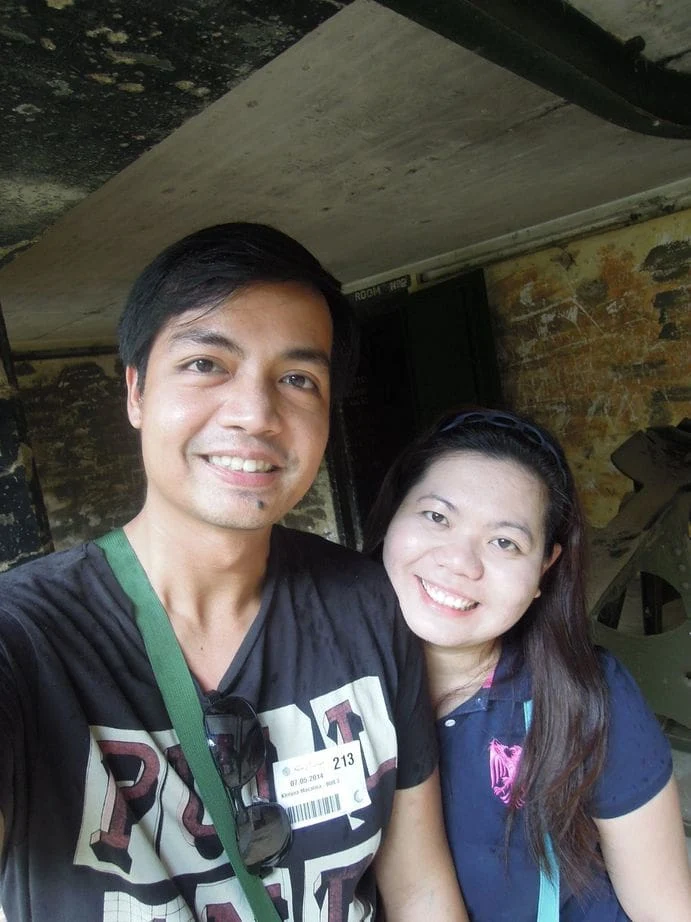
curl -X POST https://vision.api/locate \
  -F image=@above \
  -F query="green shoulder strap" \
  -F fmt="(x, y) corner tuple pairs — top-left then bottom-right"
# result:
(95, 528), (281, 922)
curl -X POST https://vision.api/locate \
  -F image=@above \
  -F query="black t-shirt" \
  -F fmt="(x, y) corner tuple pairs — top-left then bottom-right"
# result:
(0, 526), (436, 921)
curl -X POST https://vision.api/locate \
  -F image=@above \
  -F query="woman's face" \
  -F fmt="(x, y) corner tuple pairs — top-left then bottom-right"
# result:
(382, 451), (560, 654)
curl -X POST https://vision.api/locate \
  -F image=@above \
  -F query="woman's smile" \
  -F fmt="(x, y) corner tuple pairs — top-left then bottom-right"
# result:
(383, 451), (554, 655)
(418, 577), (479, 612)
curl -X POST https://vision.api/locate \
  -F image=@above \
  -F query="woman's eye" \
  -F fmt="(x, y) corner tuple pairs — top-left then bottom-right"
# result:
(492, 537), (519, 552)
(282, 373), (316, 391)
(422, 510), (448, 526)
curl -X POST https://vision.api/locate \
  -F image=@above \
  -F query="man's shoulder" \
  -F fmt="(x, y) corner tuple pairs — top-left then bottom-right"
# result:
(0, 542), (102, 614)
(275, 526), (383, 573)
(274, 528), (398, 611)
(270, 528), (410, 660)
(1, 543), (88, 581)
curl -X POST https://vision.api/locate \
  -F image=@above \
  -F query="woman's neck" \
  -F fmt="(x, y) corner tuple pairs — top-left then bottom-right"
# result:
(425, 640), (501, 717)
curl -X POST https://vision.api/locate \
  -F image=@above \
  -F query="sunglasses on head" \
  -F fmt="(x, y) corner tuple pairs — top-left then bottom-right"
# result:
(204, 694), (292, 874)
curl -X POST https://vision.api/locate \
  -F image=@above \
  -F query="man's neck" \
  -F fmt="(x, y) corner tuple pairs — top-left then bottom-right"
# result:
(123, 510), (273, 691)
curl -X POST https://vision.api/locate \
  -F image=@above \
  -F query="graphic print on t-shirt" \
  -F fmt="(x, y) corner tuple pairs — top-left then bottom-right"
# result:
(74, 677), (397, 921)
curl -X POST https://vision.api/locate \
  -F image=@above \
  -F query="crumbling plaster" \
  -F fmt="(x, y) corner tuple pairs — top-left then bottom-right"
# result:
(485, 208), (690, 527)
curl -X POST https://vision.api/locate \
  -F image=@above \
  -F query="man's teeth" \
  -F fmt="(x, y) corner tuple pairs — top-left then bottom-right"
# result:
(208, 456), (274, 473)
(421, 579), (478, 611)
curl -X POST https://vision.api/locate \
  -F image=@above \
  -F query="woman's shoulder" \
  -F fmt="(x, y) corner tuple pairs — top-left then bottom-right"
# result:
(595, 646), (663, 707)
(595, 644), (635, 684)
(595, 645), (669, 742)
(591, 646), (673, 818)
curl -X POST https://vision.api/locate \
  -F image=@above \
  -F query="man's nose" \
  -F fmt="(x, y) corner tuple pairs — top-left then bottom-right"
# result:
(216, 374), (281, 434)
(433, 536), (483, 580)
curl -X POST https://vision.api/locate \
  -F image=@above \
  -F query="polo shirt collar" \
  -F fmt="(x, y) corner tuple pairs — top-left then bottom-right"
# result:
(439, 643), (532, 720)
(487, 642), (532, 701)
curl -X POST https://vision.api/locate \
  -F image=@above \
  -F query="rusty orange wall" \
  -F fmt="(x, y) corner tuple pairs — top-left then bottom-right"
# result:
(484, 209), (690, 527)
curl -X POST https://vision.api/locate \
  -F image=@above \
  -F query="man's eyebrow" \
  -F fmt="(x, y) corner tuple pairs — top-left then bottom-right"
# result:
(283, 347), (331, 371)
(165, 329), (331, 370)
(167, 328), (244, 355)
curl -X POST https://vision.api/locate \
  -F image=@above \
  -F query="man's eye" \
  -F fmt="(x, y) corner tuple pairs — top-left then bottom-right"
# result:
(422, 510), (447, 526)
(282, 373), (316, 391)
(187, 358), (218, 373)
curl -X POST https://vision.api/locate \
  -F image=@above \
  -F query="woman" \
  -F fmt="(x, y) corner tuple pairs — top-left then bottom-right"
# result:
(365, 407), (691, 921)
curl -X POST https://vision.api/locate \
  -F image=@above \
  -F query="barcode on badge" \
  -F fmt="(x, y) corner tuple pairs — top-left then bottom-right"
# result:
(286, 793), (342, 828)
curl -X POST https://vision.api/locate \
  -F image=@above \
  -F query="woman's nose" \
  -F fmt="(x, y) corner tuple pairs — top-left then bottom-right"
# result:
(433, 537), (483, 580)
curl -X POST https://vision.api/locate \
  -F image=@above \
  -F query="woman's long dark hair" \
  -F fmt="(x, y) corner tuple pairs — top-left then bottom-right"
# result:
(364, 408), (609, 893)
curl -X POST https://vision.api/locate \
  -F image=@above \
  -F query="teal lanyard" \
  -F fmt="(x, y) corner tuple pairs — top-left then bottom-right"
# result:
(523, 700), (560, 922)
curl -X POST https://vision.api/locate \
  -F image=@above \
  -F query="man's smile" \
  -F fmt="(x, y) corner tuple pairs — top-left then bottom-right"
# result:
(206, 455), (277, 473)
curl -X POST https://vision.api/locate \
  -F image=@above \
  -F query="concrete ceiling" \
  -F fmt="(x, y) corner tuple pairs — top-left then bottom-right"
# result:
(1, 0), (690, 351)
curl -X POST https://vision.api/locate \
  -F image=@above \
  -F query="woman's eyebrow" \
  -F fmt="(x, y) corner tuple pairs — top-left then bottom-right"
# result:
(414, 494), (536, 542)
(491, 519), (535, 541)
(416, 492), (457, 513)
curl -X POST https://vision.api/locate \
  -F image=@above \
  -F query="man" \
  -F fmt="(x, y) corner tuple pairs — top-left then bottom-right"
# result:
(0, 224), (467, 921)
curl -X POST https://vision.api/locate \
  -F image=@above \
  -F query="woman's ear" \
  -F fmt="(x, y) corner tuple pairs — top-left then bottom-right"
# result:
(534, 544), (562, 598)
(543, 543), (562, 573)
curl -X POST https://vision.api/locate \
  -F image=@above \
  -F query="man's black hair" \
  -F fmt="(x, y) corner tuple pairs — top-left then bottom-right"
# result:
(118, 222), (358, 402)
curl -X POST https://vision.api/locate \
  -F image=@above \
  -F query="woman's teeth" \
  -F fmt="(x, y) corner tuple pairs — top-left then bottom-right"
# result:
(421, 579), (478, 611)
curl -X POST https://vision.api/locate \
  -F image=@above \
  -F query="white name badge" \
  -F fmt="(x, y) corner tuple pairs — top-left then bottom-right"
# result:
(273, 741), (372, 830)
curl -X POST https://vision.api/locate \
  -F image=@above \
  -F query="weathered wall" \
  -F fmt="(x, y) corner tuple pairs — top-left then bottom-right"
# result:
(15, 354), (144, 550)
(485, 209), (690, 527)
(282, 462), (341, 543)
(15, 354), (340, 549)
(0, 308), (52, 569)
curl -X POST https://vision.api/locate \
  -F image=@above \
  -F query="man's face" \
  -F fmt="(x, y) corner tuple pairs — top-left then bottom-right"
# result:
(126, 281), (333, 534)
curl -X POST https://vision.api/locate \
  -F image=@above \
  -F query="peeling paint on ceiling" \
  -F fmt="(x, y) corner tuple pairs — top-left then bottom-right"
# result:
(0, 0), (348, 254)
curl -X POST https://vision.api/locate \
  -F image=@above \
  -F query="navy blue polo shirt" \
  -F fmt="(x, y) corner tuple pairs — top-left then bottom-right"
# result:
(438, 647), (672, 921)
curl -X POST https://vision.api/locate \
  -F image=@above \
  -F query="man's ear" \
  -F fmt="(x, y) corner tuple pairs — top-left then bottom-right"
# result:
(125, 366), (143, 429)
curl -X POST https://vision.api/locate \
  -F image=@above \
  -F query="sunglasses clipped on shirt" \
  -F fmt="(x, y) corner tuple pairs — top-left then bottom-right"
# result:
(204, 693), (292, 874)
